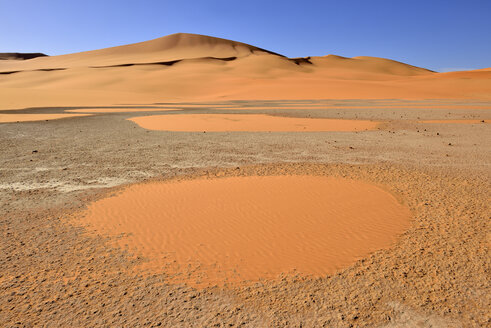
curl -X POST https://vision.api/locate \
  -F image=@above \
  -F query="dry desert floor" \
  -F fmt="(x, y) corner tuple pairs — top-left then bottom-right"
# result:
(0, 99), (490, 327)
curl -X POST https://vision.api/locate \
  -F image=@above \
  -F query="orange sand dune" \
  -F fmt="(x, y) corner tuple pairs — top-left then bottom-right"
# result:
(0, 33), (281, 72)
(0, 33), (490, 110)
(0, 113), (91, 123)
(127, 114), (380, 132)
(309, 55), (432, 78)
(79, 176), (411, 286)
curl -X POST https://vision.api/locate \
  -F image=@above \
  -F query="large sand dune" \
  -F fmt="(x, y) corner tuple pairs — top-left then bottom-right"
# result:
(0, 33), (282, 72)
(1, 33), (489, 110)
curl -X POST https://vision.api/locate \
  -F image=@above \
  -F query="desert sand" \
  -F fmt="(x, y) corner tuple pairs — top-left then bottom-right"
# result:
(1, 33), (491, 110)
(420, 119), (488, 124)
(0, 113), (91, 123)
(66, 107), (184, 113)
(0, 33), (490, 327)
(79, 175), (410, 287)
(128, 114), (379, 132)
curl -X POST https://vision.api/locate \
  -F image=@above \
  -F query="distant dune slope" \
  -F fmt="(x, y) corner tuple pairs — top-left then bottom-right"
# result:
(0, 33), (489, 109)
(310, 55), (433, 76)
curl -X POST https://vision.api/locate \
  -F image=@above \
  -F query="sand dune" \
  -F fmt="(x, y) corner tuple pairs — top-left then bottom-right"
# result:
(1, 33), (489, 110)
(309, 55), (433, 77)
(0, 33), (281, 72)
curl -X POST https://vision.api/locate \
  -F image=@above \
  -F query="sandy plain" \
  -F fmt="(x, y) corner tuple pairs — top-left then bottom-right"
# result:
(0, 33), (490, 327)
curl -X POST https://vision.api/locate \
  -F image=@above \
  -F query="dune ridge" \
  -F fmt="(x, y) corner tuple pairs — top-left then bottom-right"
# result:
(0, 33), (283, 72)
(0, 33), (433, 74)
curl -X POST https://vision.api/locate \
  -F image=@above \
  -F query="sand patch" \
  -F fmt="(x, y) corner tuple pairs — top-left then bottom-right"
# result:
(128, 114), (379, 132)
(420, 119), (488, 124)
(79, 175), (411, 286)
(66, 107), (184, 113)
(0, 113), (91, 123)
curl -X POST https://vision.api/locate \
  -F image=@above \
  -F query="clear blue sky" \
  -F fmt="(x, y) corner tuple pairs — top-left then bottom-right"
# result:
(1, 0), (490, 72)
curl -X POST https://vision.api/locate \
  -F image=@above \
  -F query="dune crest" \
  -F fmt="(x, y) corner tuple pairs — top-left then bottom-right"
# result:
(0, 33), (282, 72)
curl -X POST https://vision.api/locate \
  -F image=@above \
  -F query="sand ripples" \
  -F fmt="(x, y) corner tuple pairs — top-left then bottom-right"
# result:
(79, 175), (411, 286)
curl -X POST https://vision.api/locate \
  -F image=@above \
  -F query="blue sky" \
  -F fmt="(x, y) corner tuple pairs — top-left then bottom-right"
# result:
(1, 0), (490, 72)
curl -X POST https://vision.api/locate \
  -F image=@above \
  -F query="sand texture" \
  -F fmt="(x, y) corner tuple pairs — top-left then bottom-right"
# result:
(66, 107), (184, 113)
(0, 113), (91, 123)
(128, 114), (379, 132)
(0, 33), (490, 327)
(420, 119), (488, 124)
(79, 176), (410, 286)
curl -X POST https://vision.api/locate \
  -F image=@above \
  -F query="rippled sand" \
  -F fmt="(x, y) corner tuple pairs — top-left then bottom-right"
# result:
(79, 175), (410, 287)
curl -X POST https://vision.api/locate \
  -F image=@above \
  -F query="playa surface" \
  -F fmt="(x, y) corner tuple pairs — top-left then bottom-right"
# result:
(0, 33), (490, 327)
(1, 99), (489, 327)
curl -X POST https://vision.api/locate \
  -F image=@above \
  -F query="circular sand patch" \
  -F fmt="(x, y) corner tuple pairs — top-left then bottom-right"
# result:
(127, 114), (379, 132)
(80, 176), (411, 286)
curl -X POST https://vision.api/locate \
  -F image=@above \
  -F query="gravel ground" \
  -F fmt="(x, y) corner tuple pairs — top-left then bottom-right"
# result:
(0, 100), (490, 327)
